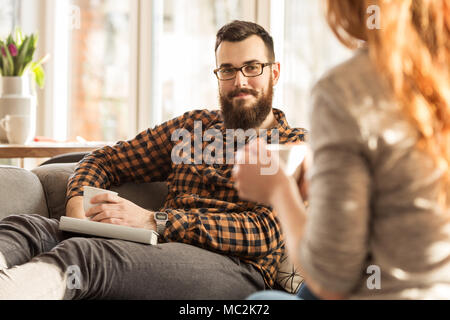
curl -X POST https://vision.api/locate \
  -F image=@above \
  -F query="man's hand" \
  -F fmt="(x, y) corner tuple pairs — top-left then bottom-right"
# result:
(85, 193), (156, 230)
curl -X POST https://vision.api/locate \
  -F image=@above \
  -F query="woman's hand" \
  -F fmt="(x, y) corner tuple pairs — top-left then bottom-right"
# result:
(296, 144), (312, 203)
(85, 193), (156, 230)
(232, 139), (290, 206)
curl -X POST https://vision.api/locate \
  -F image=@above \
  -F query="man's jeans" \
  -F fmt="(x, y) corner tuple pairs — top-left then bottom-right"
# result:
(0, 214), (265, 299)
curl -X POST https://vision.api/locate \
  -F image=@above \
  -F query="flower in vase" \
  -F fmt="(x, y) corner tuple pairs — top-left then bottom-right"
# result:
(8, 44), (18, 57)
(0, 28), (49, 88)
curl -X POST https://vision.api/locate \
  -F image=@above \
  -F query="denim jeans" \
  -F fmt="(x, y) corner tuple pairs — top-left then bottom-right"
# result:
(0, 214), (265, 299)
(247, 282), (320, 300)
(297, 282), (319, 300)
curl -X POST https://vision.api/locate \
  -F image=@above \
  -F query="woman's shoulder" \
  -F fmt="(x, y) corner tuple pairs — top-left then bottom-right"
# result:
(312, 48), (388, 104)
(310, 48), (418, 150)
(312, 48), (401, 126)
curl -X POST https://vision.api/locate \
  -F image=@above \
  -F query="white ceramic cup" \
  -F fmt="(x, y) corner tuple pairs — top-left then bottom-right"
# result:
(83, 186), (118, 215)
(266, 143), (308, 180)
(0, 114), (32, 145)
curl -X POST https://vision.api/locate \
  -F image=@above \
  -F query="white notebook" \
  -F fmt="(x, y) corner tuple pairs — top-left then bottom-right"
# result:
(59, 216), (159, 245)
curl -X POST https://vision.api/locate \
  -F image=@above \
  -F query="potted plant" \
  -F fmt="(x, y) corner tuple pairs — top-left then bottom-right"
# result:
(0, 28), (49, 143)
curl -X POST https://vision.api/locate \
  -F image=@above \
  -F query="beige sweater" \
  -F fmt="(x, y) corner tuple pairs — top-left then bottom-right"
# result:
(299, 49), (450, 299)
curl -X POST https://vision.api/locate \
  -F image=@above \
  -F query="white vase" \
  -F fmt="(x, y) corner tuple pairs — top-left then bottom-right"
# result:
(0, 76), (37, 143)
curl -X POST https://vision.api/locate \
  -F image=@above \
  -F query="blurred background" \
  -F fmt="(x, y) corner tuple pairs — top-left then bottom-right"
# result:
(0, 0), (351, 146)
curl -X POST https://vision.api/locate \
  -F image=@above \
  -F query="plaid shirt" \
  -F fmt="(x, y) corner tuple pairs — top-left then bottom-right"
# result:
(67, 108), (307, 288)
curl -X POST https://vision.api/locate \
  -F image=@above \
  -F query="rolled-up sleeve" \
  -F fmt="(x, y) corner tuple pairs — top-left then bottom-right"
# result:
(299, 83), (372, 294)
(66, 113), (189, 200)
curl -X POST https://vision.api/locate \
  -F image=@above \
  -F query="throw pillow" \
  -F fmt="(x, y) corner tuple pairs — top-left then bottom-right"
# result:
(276, 253), (304, 294)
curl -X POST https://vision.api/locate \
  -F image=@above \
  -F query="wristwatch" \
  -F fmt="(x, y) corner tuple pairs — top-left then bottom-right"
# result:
(154, 212), (168, 236)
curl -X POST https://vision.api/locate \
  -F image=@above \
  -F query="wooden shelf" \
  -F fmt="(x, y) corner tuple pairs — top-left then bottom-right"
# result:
(0, 142), (110, 159)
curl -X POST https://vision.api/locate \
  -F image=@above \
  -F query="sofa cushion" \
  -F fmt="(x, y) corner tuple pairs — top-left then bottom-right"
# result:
(32, 163), (169, 220)
(0, 165), (49, 220)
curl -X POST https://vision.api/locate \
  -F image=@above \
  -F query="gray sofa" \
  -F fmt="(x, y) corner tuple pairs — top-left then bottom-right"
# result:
(0, 163), (168, 221)
(0, 163), (302, 294)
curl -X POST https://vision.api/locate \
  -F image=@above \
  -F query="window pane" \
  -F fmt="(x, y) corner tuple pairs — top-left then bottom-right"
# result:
(67, 0), (131, 141)
(0, 0), (18, 38)
(282, 0), (353, 129)
(156, 0), (249, 122)
(0, 0), (19, 167)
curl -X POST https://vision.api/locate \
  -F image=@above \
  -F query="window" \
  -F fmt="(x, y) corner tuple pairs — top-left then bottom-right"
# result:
(37, 1), (258, 142)
(33, 0), (352, 145)
(152, 0), (253, 124)
(152, 0), (352, 131)
(0, 0), (20, 166)
(0, 0), (19, 38)
(276, 0), (353, 129)
(2, 0), (355, 169)
(45, 0), (252, 142)
(67, 0), (133, 142)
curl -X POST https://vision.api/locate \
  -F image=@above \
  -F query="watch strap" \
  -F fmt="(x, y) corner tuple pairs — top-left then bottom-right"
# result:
(156, 222), (166, 235)
(155, 212), (168, 235)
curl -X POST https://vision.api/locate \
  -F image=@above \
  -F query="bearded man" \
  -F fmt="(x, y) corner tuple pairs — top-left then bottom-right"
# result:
(0, 20), (307, 299)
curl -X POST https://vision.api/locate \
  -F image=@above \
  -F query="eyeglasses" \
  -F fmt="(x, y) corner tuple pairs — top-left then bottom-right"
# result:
(214, 62), (274, 81)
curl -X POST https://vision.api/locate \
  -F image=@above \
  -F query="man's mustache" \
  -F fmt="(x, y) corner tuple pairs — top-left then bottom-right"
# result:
(227, 88), (258, 99)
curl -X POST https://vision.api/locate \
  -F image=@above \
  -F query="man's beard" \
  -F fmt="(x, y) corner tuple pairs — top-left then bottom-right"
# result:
(219, 77), (274, 130)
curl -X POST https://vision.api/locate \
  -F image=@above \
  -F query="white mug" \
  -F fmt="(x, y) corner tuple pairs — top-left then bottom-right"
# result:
(0, 114), (32, 145)
(83, 186), (118, 217)
(266, 143), (308, 180)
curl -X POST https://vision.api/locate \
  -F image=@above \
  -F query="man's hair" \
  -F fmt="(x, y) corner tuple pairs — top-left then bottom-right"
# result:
(215, 20), (275, 62)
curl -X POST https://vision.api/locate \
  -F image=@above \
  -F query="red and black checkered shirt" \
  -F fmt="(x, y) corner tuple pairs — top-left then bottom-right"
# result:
(67, 108), (307, 288)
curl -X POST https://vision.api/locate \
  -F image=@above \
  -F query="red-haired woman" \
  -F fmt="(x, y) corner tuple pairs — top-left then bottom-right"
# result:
(236, 0), (450, 300)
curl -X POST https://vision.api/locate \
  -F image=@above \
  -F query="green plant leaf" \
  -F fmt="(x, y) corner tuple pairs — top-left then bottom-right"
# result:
(1, 43), (14, 76)
(0, 45), (7, 75)
(6, 34), (14, 46)
(5, 46), (14, 76)
(31, 63), (45, 88)
(32, 33), (38, 49)
(16, 36), (31, 75)
(0, 41), (3, 74)
(15, 28), (23, 46)
(21, 61), (32, 75)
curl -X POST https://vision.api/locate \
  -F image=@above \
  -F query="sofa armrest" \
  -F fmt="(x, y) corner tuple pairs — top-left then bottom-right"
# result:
(32, 163), (169, 220)
(0, 165), (49, 220)
(32, 163), (77, 220)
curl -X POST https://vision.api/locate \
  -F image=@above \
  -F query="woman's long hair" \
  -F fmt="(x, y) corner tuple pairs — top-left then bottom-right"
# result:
(326, 0), (450, 208)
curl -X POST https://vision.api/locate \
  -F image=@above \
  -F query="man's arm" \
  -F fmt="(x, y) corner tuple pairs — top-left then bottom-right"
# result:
(66, 196), (86, 219)
(66, 130), (173, 201)
(64, 132), (172, 220)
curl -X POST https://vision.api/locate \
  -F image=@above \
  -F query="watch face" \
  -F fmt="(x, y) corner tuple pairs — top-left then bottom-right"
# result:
(155, 212), (168, 220)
